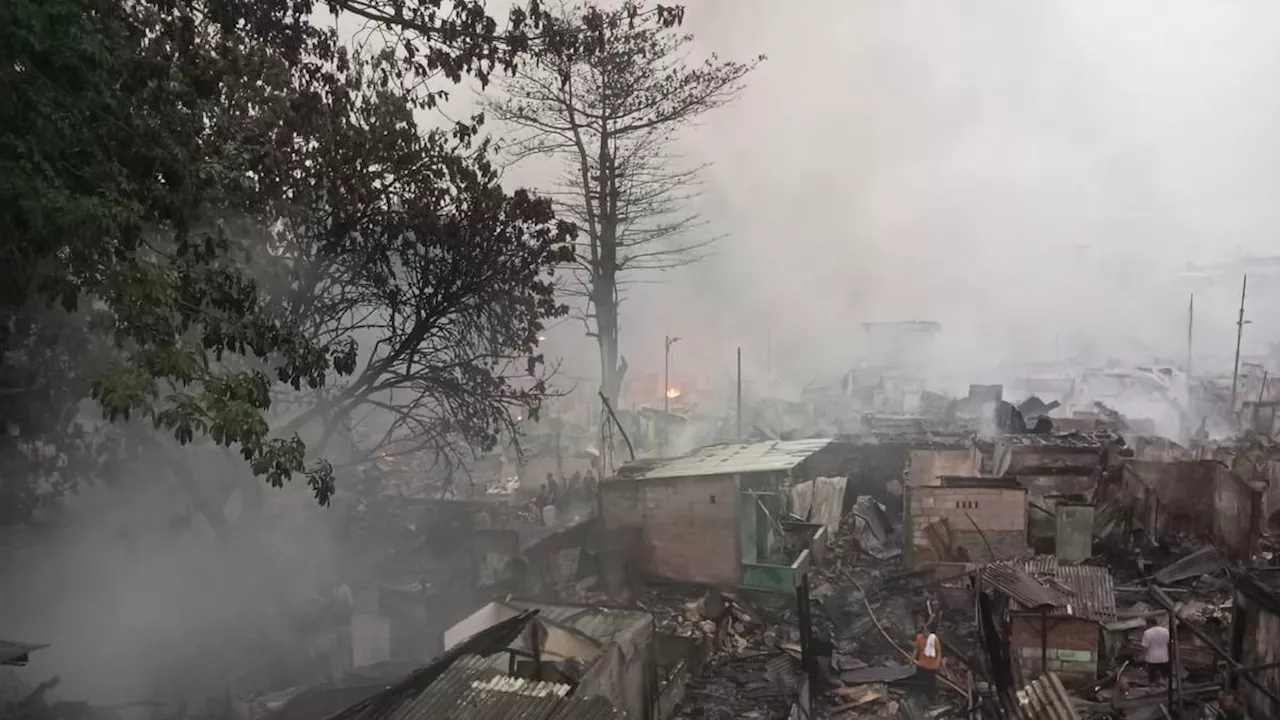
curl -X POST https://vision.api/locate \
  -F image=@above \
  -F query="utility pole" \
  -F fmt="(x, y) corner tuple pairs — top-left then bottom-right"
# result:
(1186, 293), (1194, 379)
(1229, 276), (1248, 412)
(736, 347), (743, 441)
(766, 327), (772, 375)
(662, 335), (680, 455)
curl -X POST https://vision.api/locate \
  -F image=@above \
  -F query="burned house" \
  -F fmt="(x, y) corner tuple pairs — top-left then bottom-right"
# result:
(445, 599), (656, 720)
(983, 557), (1117, 686)
(599, 440), (839, 592)
(981, 432), (1116, 550)
(904, 476), (1029, 568)
(1120, 459), (1264, 560)
(346, 495), (600, 664)
(983, 432), (1113, 493)
(820, 416), (979, 513)
(262, 611), (625, 720)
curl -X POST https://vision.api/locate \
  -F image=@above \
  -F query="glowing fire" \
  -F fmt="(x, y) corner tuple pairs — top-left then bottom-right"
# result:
(665, 387), (682, 399)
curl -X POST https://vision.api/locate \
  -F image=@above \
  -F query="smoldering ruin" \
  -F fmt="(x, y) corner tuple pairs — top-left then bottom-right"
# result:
(9, 2), (1280, 720)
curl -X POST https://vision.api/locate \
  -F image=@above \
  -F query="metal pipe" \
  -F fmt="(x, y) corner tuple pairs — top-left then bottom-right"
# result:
(662, 335), (679, 454)
(1186, 293), (1194, 379)
(670, 333), (680, 450)
(598, 391), (635, 462)
(1167, 608), (1177, 718)
(736, 347), (742, 440)
(1229, 275), (1248, 412)
(1040, 609), (1048, 678)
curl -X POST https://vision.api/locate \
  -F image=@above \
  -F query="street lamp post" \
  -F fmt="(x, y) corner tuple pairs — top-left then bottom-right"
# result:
(663, 335), (680, 454)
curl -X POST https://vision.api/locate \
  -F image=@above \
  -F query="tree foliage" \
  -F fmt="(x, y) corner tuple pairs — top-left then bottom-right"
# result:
(0, 0), (575, 526)
(485, 0), (762, 408)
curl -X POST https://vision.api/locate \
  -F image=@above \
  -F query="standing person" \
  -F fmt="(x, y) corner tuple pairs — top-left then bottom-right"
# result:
(534, 484), (549, 513)
(584, 471), (598, 502)
(546, 472), (560, 505)
(555, 473), (571, 514)
(912, 620), (942, 699)
(1141, 617), (1172, 685)
(568, 470), (583, 508)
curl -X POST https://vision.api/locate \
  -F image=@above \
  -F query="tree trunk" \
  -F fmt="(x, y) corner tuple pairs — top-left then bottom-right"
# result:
(597, 285), (622, 406)
(596, 213), (625, 407)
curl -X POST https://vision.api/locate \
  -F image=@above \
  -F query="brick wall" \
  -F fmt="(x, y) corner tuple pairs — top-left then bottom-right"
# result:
(601, 474), (740, 586)
(1010, 616), (1099, 685)
(906, 486), (1027, 566)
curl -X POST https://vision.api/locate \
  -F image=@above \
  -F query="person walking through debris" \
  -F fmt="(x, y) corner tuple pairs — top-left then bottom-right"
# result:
(1142, 617), (1172, 685)
(912, 620), (942, 699)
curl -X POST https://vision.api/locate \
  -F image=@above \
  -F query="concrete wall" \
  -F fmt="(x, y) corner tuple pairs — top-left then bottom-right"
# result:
(905, 486), (1027, 567)
(905, 448), (978, 487)
(1214, 465), (1263, 561)
(1011, 615), (1099, 685)
(1055, 504), (1095, 562)
(445, 602), (601, 662)
(600, 474), (740, 586)
(1124, 460), (1261, 559)
(998, 445), (1102, 475)
(577, 617), (656, 720)
(1124, 460), (1217, 536)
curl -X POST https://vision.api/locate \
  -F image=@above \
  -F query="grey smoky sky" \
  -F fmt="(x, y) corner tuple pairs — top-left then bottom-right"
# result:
(491, 0), (1280, 392)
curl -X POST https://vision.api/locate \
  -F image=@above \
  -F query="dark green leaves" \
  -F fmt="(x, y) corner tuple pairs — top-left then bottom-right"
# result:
(0, 0), (581, 523)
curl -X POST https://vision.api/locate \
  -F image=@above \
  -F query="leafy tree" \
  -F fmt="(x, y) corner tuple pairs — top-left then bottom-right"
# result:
(0, 0), (575, 526)
(484, 1), (762, 408)
(1, 0), (340, 524)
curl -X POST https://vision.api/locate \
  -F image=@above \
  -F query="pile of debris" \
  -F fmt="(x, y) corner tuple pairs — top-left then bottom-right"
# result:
(635, 588), (804, 720)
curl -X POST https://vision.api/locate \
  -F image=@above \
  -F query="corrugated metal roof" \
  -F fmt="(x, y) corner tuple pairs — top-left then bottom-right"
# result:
(404, 656), (571, 720)
(502, 600), (650, 645)
(988, 557), (1116, 623)
(612, 439), (833, 481)
(1012, 672), (1082, 720)
(982, 564), (1068, 610)
(324, 655), (626, 720)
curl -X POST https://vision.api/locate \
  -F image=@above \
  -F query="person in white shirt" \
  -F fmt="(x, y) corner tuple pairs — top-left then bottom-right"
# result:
(1141, 617), (1171, 684)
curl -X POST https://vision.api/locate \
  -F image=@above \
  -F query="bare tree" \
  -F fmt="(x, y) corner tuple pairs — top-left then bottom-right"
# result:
(486, 1), (763, 407)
